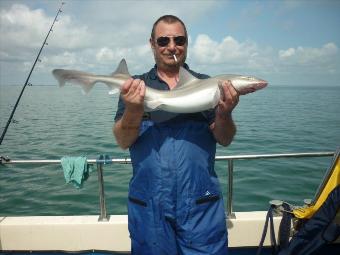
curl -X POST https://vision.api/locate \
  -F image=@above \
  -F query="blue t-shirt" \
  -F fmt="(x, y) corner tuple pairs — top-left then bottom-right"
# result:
(114, 63), (215, 124)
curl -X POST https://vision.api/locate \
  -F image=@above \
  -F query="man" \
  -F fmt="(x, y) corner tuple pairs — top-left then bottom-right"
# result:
(114, 15), (239, 255)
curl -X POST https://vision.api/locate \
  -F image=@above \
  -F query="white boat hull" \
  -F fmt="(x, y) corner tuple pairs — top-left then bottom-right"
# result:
(0, 212), (283, 251)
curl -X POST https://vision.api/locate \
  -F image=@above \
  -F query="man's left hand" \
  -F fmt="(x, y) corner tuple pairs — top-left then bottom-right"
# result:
(216, 80), (239, 119)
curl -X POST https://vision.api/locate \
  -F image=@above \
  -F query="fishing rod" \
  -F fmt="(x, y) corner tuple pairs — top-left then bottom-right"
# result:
(0, 2), (65, 145)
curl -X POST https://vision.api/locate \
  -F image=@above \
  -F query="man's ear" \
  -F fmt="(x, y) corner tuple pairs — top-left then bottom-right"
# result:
(149, 38), (155, 49)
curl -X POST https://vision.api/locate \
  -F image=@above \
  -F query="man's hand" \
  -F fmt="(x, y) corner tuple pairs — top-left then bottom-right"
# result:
(121, 78), (146, 115)
(210, 80), (239, 146)
(216, 80), (239, 119)
(113, 78), (146, 150)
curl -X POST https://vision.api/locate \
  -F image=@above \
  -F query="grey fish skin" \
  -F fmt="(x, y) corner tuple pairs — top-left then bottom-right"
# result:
(52, 59), (268, 113)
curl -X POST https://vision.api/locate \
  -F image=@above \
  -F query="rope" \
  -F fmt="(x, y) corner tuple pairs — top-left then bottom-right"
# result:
(256, 204), (278, 255)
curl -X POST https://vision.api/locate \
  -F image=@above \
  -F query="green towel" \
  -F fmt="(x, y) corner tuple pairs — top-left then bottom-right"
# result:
(61, 156), (92, 188)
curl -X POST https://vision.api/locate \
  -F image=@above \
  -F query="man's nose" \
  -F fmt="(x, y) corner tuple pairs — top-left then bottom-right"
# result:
(168, 39), (176, 50)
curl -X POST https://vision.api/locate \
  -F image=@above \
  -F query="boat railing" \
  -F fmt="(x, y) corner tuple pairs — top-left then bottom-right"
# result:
(0, 151), (335, 221)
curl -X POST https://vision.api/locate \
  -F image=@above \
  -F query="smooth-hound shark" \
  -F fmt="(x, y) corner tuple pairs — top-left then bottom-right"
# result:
(52, 59), (268, 113)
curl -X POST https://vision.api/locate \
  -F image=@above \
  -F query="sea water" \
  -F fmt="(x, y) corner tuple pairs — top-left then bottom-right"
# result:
(0, 84), (339, 216)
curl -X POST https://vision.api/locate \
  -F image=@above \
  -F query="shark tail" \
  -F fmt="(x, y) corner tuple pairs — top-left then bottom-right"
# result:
(52, 69), (97, 94)
(52, 59), (130, 94)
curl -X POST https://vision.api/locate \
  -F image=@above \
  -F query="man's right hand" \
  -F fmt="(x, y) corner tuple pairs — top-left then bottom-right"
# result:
(121, 78), (146, 114)
(113, 78), (146, 150)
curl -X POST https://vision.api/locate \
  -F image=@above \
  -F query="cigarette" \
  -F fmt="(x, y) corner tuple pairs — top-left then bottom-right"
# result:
(173, 54), (178, 62)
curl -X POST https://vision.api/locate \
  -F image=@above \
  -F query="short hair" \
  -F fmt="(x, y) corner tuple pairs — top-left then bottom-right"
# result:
(151, 15), (188, 40)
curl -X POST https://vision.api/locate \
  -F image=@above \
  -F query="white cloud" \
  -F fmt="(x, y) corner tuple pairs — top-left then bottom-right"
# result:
(0, 1), (339, 86)
(45, 51), (78, 66)
(0, 4), (49, 48)
(188, 34), (339, 81)
(93, 44), (154, 74)
(279, 43), (338, 64)
(279, 48), (295, 58)
(0, 1), (220, 84)
(0, 4), (92, 53)
(192, 34), (256, 64)
(51, 16), (92, 50)
(60, 0), (220, 50)
(96, 47), (115, 62)
(190, 34), (273, 75)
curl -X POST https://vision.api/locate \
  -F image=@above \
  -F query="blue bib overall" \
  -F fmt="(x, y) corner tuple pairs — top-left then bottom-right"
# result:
(115, 65), (228, 254)
(128, 120), (228, 255)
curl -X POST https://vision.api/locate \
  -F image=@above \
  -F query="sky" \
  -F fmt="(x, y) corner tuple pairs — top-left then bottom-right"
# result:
(0, 0), (339, 87)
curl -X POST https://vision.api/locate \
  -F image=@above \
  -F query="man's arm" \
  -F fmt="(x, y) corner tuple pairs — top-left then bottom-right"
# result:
(113, 78), (145, 150)
(210, 80), (239, 146)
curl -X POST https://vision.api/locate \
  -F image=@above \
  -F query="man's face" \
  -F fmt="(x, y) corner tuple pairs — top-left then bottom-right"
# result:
(150, 21), (187, 70)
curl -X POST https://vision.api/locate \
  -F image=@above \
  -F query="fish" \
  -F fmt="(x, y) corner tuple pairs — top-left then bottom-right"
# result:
(52, 59), (268, 113)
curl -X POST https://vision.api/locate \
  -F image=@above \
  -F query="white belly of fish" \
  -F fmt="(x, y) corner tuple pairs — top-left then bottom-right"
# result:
(147, 87), (220, 113)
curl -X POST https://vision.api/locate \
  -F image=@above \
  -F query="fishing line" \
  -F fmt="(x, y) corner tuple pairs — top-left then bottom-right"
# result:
(0, 2), (65, 145)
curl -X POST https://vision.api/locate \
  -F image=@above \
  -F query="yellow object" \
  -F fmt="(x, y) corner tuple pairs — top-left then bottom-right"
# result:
(293, 154), (339, 219)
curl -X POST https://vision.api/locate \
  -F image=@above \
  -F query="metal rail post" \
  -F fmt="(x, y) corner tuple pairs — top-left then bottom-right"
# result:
(227, 159), (235, 218)
(96, 159), (109, 222)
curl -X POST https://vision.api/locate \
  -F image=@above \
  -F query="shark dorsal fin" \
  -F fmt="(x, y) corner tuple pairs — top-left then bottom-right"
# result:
(174, 67), (199, 90)
(112, 59), (130, 76)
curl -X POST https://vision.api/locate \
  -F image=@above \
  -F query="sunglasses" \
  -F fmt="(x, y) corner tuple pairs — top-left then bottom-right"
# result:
(156, 36), (187, 47)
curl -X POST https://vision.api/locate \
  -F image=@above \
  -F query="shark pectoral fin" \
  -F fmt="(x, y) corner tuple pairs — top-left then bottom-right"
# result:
(75, 79), (95, 94)
(80, 86), (93, 94)
(108, 88), (120, 95)
(145, 100), (162, 111)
